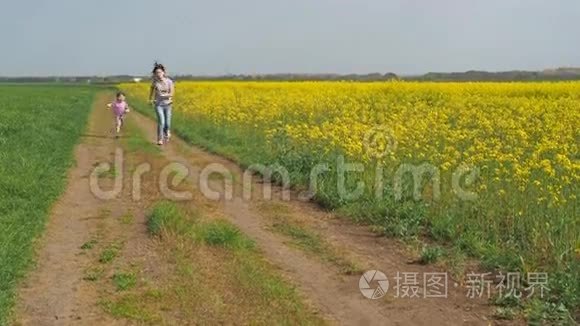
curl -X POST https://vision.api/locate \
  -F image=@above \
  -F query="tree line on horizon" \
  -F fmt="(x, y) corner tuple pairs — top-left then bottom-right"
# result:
(2, 67), (580, 83)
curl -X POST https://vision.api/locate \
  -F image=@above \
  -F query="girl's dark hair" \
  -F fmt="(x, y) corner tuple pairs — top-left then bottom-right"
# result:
(152, 61), (166, 73)
(116, 91), (125, 97)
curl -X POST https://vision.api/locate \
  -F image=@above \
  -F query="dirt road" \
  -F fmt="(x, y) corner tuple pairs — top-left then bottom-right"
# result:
(14, 92), (501, 325)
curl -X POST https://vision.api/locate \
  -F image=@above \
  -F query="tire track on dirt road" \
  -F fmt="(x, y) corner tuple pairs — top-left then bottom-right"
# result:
(14, 93), (125, 325)
(14, 93), (171, 326)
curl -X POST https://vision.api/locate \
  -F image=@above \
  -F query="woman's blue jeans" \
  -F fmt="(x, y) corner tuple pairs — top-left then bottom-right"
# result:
(155, 104), (172, 141)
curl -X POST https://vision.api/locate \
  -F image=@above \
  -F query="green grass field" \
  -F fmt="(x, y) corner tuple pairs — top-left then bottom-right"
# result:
(0, 85), (97, 323)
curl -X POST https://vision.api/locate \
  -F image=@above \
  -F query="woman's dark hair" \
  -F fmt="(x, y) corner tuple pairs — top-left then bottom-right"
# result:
(116, 91), (125, 97)
(152, 61), (166, 73)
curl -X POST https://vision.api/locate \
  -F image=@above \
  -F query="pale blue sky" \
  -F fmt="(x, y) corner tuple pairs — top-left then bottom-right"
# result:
(0, 0), (578, 76)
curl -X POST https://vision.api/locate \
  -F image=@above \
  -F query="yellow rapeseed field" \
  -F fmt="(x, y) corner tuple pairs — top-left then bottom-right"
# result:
(121, 81), (579, 282)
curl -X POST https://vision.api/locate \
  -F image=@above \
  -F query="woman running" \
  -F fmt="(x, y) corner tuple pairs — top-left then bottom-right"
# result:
(149, 62), (174, 145)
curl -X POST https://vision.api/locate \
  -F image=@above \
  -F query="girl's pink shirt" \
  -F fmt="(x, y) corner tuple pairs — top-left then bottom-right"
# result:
(111, 100), (128, 116)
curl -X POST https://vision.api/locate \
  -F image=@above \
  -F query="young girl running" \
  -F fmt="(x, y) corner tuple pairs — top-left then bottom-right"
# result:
(107, 92), (131, 138)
